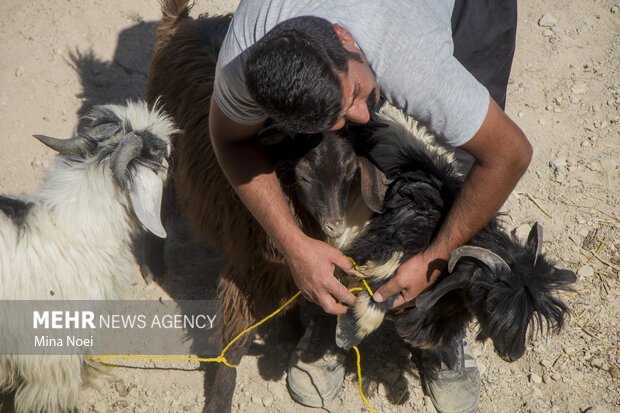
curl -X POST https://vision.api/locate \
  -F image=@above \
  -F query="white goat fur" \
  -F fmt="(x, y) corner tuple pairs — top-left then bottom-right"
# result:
(0, 101), (176, 413)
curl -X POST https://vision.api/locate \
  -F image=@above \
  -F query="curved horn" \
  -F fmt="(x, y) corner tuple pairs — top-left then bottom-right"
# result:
(33, 134), (91, 155)
(527, 222), (543, 266)
(111, 132), (143, 190)
(448, 245), (511, 274)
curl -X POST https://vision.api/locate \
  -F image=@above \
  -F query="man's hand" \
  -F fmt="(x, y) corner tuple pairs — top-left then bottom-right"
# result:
(372, 251), (447, 309)
(283, 235), (357, 314)
(209, 96), (356, 315)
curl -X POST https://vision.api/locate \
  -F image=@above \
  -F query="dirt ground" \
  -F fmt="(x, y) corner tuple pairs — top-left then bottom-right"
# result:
(0, 0), (618, 412)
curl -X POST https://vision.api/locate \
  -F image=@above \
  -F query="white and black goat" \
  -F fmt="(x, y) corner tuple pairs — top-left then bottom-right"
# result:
(0, 101), (176, 413)
(325, 107), (576, 367)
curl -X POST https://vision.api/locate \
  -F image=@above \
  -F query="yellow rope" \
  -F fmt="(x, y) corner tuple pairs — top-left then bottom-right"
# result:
(92, 258), (378, 412)
(353, 346), (377, 413)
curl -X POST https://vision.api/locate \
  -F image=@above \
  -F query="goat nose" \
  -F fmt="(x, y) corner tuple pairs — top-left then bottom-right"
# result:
(323, 220), (345, 238)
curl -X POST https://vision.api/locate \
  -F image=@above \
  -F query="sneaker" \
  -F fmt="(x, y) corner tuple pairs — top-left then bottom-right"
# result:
(287, 315), (347, 407)
(418, 339), (480, 413)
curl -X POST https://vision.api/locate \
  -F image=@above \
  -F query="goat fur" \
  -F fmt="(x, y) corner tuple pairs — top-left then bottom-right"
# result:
(333, 104), (576, 367)
(0, 101), (176, 413)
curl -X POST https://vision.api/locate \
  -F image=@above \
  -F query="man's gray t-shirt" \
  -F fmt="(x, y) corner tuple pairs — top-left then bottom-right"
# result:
(213, 0), (490, 147)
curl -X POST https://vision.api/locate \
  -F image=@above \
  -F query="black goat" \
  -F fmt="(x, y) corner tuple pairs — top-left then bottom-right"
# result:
(333, 114), (576, 367)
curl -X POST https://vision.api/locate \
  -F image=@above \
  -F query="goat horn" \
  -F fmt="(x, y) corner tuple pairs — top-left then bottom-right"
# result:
(111, 132), (143, 190)
(527, 222), (543, 266)
(33, 134), (90, 155)
(448, 245), (511, 274)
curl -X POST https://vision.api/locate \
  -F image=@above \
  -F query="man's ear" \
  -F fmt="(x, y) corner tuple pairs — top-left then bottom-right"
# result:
(333, 24), (356, 49)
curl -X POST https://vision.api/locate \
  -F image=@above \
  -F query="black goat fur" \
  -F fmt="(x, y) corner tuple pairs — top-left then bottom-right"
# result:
(340, 123), (576, 368)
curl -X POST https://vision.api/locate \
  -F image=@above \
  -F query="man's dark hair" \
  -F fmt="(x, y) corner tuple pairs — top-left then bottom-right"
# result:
(243, 16), (360, 133)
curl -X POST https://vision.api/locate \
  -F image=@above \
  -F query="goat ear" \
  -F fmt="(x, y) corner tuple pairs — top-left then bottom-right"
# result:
(554, 268), (577, 285)
(357, 156), (390, 213)
(415, 270), (470, 311)
(527, 222), (543, 265)
(129, 166), (167, 238)
(256, 123), (293, 145)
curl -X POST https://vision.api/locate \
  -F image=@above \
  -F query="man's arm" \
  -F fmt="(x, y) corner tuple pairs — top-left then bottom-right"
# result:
(373, 99), (533, 306)
(209, 96), (356, 314)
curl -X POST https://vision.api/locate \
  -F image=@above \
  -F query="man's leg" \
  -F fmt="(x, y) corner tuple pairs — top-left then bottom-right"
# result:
(287, 300), (347, 407)
(451, 0), (518, 175)
(452, 0), (518, 110)
(412, 333), (481, 413)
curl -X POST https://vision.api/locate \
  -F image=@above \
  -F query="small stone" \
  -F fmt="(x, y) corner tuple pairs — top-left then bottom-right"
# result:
(569, 95), (580, 104)
(529, 373), (542, 384)
(591, 358), (605, 369)
(553, 107), (562, 113)
(538, 118), (547, 125)
(612, 6), (619, 14)
(251, 396), (260, 404)
(586, 162), (600, 171)
(377, 382), (388, 396)
(551, 373), (562, 382)
(572, 82), (588, 94)
(554, 97), (563, 105)
(581, 140), (590, 147)
(540, 359), (553, 368)
(15, 66), (25, 77)
(609, 365), (620, 379)
(549, 158), (567, 171)
(262, 396), (274, 407)
(115, 380), (129, 397)
(31, 158), (44, 169)
(182, 405), (193, 412)
(538, 14), (558, 27)
(542, 29), (554, 37)
(518, 111), (526, 118)
(577, 266), (594, 278)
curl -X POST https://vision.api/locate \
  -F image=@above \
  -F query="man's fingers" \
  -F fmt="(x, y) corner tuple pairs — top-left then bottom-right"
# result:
(372, 278), (400, 303)
(321, 272), (355, 306)
(318, 296), (351, 315)
(335, 254), (365, 277)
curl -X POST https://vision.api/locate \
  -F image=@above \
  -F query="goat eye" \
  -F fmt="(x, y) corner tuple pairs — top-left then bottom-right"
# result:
(298, 176), (310, 184)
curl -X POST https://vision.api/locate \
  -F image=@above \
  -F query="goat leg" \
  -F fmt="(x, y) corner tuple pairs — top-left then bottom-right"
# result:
(203, 334), (253, 413)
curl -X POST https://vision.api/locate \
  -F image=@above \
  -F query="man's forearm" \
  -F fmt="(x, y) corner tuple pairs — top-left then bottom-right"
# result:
(373, 99), (532, 306)
(218, 140), (305, 254)
(423, 153), (529, 280)
(423, 100), (533, 281)
(208, 100), (306, 257)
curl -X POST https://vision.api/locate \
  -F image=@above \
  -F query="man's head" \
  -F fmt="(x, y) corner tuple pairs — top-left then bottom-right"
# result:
(243, 16), (379, 133)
